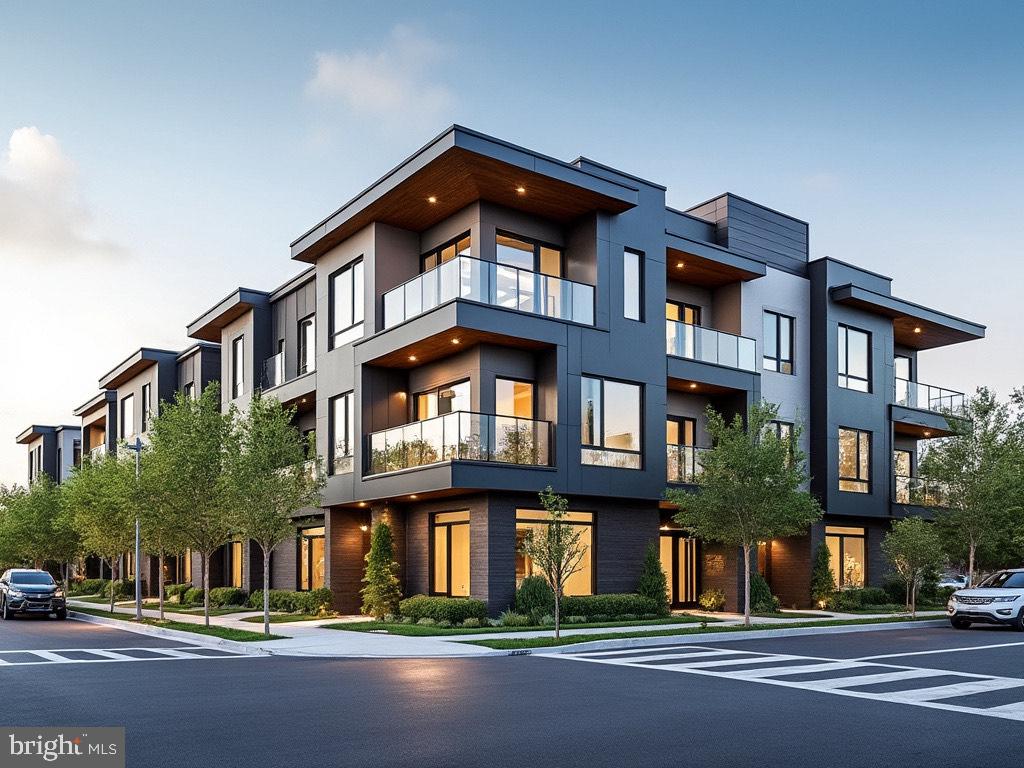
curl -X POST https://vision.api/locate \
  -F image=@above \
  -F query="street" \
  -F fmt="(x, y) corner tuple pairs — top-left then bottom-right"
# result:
(2, 617), (1024, 767)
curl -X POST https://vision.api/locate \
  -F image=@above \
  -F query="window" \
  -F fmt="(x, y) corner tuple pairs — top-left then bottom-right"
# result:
(667, 416), (699, 482)
(894, 449), (911, 477)
(329, 392), (354, 475)
(231, 335), (244, 399)
(228, 541), (243, 589)
(838, 325), (871, 392)
(141, 383), (152, 433)
(581, 376), (642, 469)
(894, 355), (912, 381)
(298, 315), (316, 375)
(431, 511), (470, 597)
(182, 382), (195, 401)
(495, 378), (534, 418)
(72, 439), (81, 468)
(826, 525), (866, 588)
(496, 232), (563, 277)
(120, 394), (135, 439)
(766, 420), (794, 443)
(329, 259), (364, 349)
(623, 249), (643, 321)
(894, 449), (913, 503)
(298, 526), (325, 591)
(516, 510), (593, 595)
(666, 300), (701, 325)
(838, 427), (871, 493)
(421, 233), (471, 272)
(763, 311), (794, 374)
(666, 417), (696, 447)
(415, 380), (471, 420)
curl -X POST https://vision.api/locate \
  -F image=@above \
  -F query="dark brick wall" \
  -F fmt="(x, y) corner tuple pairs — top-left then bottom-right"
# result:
(768, 533), (813, 609)
(271, 534), (299, 591)
(701, 543), (744, 613)
(593, 502), (660, 595)
(325, 507), (371, 614)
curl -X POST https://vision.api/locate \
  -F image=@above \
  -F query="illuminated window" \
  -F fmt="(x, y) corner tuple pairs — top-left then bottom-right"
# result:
(665, 300), (701, 324)
(298, 315), (316, 375)
(415, 380), (470, 420)
(299, 526), (325, 591)
(421, 233), (471, 272)
(431, 511), (470, 597)
(495, 378), (534, 418)
(231, 335), (245, 399)
(120, 394), (135, 439)
(838, 427), (871, 493)
(826, 525), (866, 589)
(838, 324), (871, 392)
(229, 541), (243, 589)
(515, 509), (593, 595)
(496, 232), (563, 277)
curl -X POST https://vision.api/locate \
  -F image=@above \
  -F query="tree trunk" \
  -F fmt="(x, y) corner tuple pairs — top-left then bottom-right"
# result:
(743, 545), (752, 626)
(910, 574), (917, 618)
(554, 587), (561, 640)
(905, 579), (910, 611)
(968, 541), (976, 589)
(62, 562), (69, 596)
(203, 553), (210, 627)
(262, 543), (271, 639)
(108, 558), (115, 613)
(158, 552), (165, 621)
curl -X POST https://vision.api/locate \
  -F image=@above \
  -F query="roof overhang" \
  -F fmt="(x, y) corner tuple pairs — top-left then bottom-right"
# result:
(73, 391), (115, 418)
(16, 425), (55, 444)
(830, 284), (986, 350)
(270, 266), (316, 302)
(176, 341), (220, 362)
(98, 348), (179, 390)
(186, 288), (269, 342)
(666, 232), (767, 287)
(290, 125), (640, 264)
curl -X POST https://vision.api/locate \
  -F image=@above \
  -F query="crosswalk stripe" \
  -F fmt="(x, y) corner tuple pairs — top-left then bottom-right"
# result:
(605, 650), (756, 665)
(0, 646), (255, 667)
(802, 669), (954, 690)
(653, 654), (807, 670)
(728, 661), (880, 679)
(890, 677), (1024, 702)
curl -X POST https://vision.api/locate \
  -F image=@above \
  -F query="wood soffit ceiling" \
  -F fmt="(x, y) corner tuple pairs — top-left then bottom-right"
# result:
(666, 247), (759, 288)
(365, 327), (549, 370)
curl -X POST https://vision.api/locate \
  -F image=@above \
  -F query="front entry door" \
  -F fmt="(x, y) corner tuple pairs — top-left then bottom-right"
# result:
(659, 533), (699, 607)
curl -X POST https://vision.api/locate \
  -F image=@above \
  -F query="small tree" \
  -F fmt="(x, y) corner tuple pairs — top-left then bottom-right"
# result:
(667, 401), (822, 625)
(519, 487), (588, 639)
(361, 521), (402, 619)
(882, 517), (944, 617)
(810, 542), (836, 609)
(225, 392), (325, 637)
(636, 542), (669, 609)
(136, 446), (191, 621)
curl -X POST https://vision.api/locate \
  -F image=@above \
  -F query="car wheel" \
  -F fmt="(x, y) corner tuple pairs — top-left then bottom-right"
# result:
(950, 617), (971, 629)
(1012, 609), (1024, 632)
(55, 608), (67, 620)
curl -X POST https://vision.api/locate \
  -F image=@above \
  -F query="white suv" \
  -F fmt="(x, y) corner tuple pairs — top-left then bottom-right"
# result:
(947, 569), (1024, 630)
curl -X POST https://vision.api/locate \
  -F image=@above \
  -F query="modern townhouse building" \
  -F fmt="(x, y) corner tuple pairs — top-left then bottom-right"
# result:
(15, 424), (81, 485)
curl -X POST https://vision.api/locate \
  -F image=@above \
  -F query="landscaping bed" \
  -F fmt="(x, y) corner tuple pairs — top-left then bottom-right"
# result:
(70, 606), (286, 642)
(324, 613), (711, 637)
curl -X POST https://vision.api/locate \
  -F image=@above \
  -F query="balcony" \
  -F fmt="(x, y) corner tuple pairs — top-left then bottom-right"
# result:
(667, 444), (709, 484)
(894, 475), (950, 508)
(367, 411), (551, 475)
(894, 378), (966, 414)
(666, 321), (756, 372)
(383, 256), (595, 329)
(262, 352), (285, 389)
(88, 444), (107, 461)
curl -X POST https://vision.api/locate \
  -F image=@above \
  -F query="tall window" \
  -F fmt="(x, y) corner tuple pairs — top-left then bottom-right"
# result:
(298, 315), (316, 375)
(838, 427), (871, 493)
(432, 511), (470, 597)
(298, 526), (325, 591)
(329, 392), (354, 475)
(838, 324), (870, 392)
(495, 378), (534, 418)
(229, 541), (243, 589)
(330, 259), (364, 349)
(421, 233), (471, 272)
(231, 335), (244, 399)
(667, 416), (698, 483)
(581, 376), (642, 469)
(141, 383), (152, 433)
(415, 380), (471, 420)
(72, 439), (81, 468)
(623, 249), (643, 321)
(763, 311), (794, 374)
(894, 355), (912, 404)
(826, 525), (866, 588)
(894, 449), (913, 503)
(120, 394), (135, 439)
(666, 300), (701, 325)
(515, 509), (593, 595)
(182, 382), (195, 401)
(496, 232), (563, 277)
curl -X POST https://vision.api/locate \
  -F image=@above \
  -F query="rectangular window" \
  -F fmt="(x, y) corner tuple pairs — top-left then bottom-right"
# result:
(330, 259), (364, 349)
(231, 335), (244, 399)
(421, 233), (471, 272)
(229, 541), (243, 589)
(329, 392), (354, 475)
(838, 427), (871, 493)
(894, 355), (912, 381)
(515, 510), (593, 595)
(838, 325), (871, 392)
(141, 383), (152, 433)
(666, 416), (696, 447)
(415, 380), (471, 420)
(495, 378), (534, 418)
(120, 394), (135, 439)
(665, 300), (701, 325)
(182, 550), (192, 583)
(763, 311), (794, 374)
(496, 232), (563, 277)
(182, 382), (195, 401)
(623, 249), (643, 321)
(581, 376), (642, 469)
(431, 511), (470, 597)
(826, 525), (866, 589)
(72, 439), (81, 468)
(298, 315), (316, 375)
(298, 526), (325, 591)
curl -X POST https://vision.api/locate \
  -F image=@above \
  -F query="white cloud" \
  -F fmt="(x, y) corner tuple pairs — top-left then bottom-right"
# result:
(304, 25), (454, 130)
(0, 126), (124, 261)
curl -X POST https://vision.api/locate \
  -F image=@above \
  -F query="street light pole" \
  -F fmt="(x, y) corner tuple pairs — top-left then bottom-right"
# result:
(123, 437), (143, 622)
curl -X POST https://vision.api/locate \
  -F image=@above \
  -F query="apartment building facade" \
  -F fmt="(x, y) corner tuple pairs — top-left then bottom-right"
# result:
(16, 126), (984, 612)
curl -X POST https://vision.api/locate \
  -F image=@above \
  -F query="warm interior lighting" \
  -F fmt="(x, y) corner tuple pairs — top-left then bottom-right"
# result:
(451, 337), (461, 345)
(516, 185), (526, 194)
(659, 525), (669, 531)
(913, 326), (922, 334)
(427, 196), (437, 204)
(408, 355), (417, 362)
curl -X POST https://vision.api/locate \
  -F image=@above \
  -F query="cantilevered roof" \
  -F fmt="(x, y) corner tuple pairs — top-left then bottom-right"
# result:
(830, 284), (986, 350)
(290, 125), (640, 263)
(98, 348), (180, 390)
(666, 231), (767, 287)
(176, 341), (220, 362)
(16, 425), (55, 444)
(186, 288), (270, 342)
(73, 390), (115, 418)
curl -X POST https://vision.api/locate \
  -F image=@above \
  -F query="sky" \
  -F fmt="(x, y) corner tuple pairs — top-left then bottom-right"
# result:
(1, 0), (1022, 485)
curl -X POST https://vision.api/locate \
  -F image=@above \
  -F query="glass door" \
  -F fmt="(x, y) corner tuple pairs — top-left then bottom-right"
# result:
(659, 531), (699, 607)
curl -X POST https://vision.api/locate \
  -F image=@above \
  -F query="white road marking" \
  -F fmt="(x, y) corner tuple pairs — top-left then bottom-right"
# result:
(853, 640), (1024, 662)
(0, 646), (256, 667)
(891, 677), (1024, 702)
(799, 668), (954, 690)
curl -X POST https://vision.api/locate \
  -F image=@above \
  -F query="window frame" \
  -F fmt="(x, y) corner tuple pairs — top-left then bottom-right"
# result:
(666, 415), (697, 446)
(296, 525), (326, 592)
(230, 335), (244, 400)
(414, 378), (471, 421)
(495, 230), (565, 277)
(838, 426), (871, 493)
(825, 525), (867, 589)
(580, 375), (643, 469)
(665, 300), (701, 325)
(329, 391), (354, 475)
(514, 508), (596, 595)
(328, 258), (365, 350)
(420, 232), (471, 273)
(120, 393), (135, 440)
(623, 248), (644, 321)
(494, 376), (536, 419)
(182, 382), (195, 401)
(763, 310), (795, 374)
(429, 510), (471, 597)
(297, 314), (316, 376)
(838, 324), (872, 392)
(141, 382), (152, 433)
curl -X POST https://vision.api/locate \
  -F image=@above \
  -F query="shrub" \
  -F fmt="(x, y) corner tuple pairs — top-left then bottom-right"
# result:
(110, 580), (136, 600)
(882, 576), (908, 605)
(417, 617), (436, 626)
(299, 588), (334, 615)
(590, 614), (610, 623)
(699, 588), (726, 612)
(560, 593), (665, 619)
(209, 587), (248, 607)
(461, 617), (483, 628)
(826, 587), (889, 611)
(810, 543), (836, 607)
(750, 572), (780, 613)
(498, 610), (532, 627)
(437, 620), (452, 628)
(934, 586), (957, 604)
(640, 613), (660, 620)
(540, 614), (555, 626)
(164, 583), (192, 600)
(617, 613), (638, 621)
(515, 576), (554, 617)
(565, 615), (587, 625)
(69, 578), (108, 596)
(248, 588), (333, 615)
(858, 587), (889, 607)
(399, 595), (488, 624)
(636, 542), (669, 608)
(361, 522), (402, 619)
(183, 587), (205, 607)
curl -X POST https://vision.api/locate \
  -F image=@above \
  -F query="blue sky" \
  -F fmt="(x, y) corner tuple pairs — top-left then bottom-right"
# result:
(1, 1), (1022, 483)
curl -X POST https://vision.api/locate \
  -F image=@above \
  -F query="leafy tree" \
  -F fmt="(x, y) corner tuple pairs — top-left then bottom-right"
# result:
(636, 542), (668, 609)
(810, 542), (836, 608)
(360, 521), (402, 620)
(224, 392), (325, 637)
(666, 401), (822, 625)
(0, 485), (27, 570)
(519, 486), (588, 639)
(882, 517), (944, 617)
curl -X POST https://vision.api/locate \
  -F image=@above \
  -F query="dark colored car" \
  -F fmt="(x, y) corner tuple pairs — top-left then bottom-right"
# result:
(0, 569), (67, 620)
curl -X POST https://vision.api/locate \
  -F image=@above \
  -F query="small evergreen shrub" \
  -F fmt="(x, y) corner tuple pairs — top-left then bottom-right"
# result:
(183, 587), (205, 607)
(498, 610), (532, 627)
(515, 576), (554, 617)
(750, 572), (781, 613)
(617, 613), (638, 621)
(810, 543), (836, 607)
(247, 588), (334, 614)
(699, 588), (726, 612)
(636, 542), (669, 608)
(164, 583), (192, 600)
(590, 614), (610, 623)
(110, 580), (136, 600)
(640, 613), (660, 620)
(69, 578), (108, 596)
(209, 587), (248, 607)
(540, 614), (555, 626)
(399, 595), (488, 623)
(882, 576), (908, 604)
(858, 587), (889, 606)
(437, 620), (453, 628)
(361, 522), (402, 619)
(461, 617), (483, 628)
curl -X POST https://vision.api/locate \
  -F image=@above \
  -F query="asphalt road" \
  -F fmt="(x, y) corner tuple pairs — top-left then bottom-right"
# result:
(2, 615), (1024, 767)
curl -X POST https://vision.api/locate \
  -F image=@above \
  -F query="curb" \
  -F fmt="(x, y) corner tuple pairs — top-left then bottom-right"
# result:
(528, 619), (949, 655)
(69, 611), (270, 656)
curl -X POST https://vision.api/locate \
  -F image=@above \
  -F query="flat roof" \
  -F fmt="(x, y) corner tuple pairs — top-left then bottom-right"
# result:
(270, 266), (316, 302)
(16, 424), (55, 444)
(176, 341), (221, 362)
(98, 347), (180, 390)
(186, 288), (270, 342)
(72, 390), (115, 418)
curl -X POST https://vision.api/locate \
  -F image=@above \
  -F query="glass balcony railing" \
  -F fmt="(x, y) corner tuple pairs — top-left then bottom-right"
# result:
(262, 352), (285, 390)
(894, 378), (966, 414)
(894, 475), (950, 507)
(383, 255), (595, 329)
(367, 411), (551, 475)
(667, 444), (709, 483)
(88, 444), (107, 461)
(666, 320), (756, 372)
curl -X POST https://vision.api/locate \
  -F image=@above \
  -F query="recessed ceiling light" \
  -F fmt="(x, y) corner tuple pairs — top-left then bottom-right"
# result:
(913, 326), (922, 334)
(427, 196), (437, 204)
(408, 355), (417, 362)
(516, 186), (526, 194)
(689, 383), (697, 389)
(451, 337), (460, 345)
(923, 431), (931, 437)
(409, 494), (418, 499)
(359, 524), (369, 532)
(358, 501), (367, 507)
(676, 261), (685, 269)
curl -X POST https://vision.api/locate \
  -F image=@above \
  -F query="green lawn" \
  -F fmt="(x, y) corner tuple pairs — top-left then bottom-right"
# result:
(464, 615), (944, 650)
(752, 611), (829, 619)
(836, 605), (947, 615)
(323, 614), (713, 637)
(241, 614), (338, 624)
(70, 606), (286, 642)
(140, 602), (254, 617)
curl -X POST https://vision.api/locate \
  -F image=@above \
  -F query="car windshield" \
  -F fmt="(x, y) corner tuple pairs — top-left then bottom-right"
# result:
(11, 572), (55, 586)
(978, 572), (1024, 589)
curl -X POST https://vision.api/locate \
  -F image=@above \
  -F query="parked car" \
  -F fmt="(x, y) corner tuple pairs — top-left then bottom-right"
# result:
(947, 569), (1024, 630)
(0, 569), (67, 620)
(938, 573), (967, 590)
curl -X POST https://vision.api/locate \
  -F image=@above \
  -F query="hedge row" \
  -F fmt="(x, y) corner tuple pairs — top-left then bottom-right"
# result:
(68, 578), (109, 596)
(247, 588), (333, 615)
(398, 595), (489, 623)
(560, 593), (667, 619)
